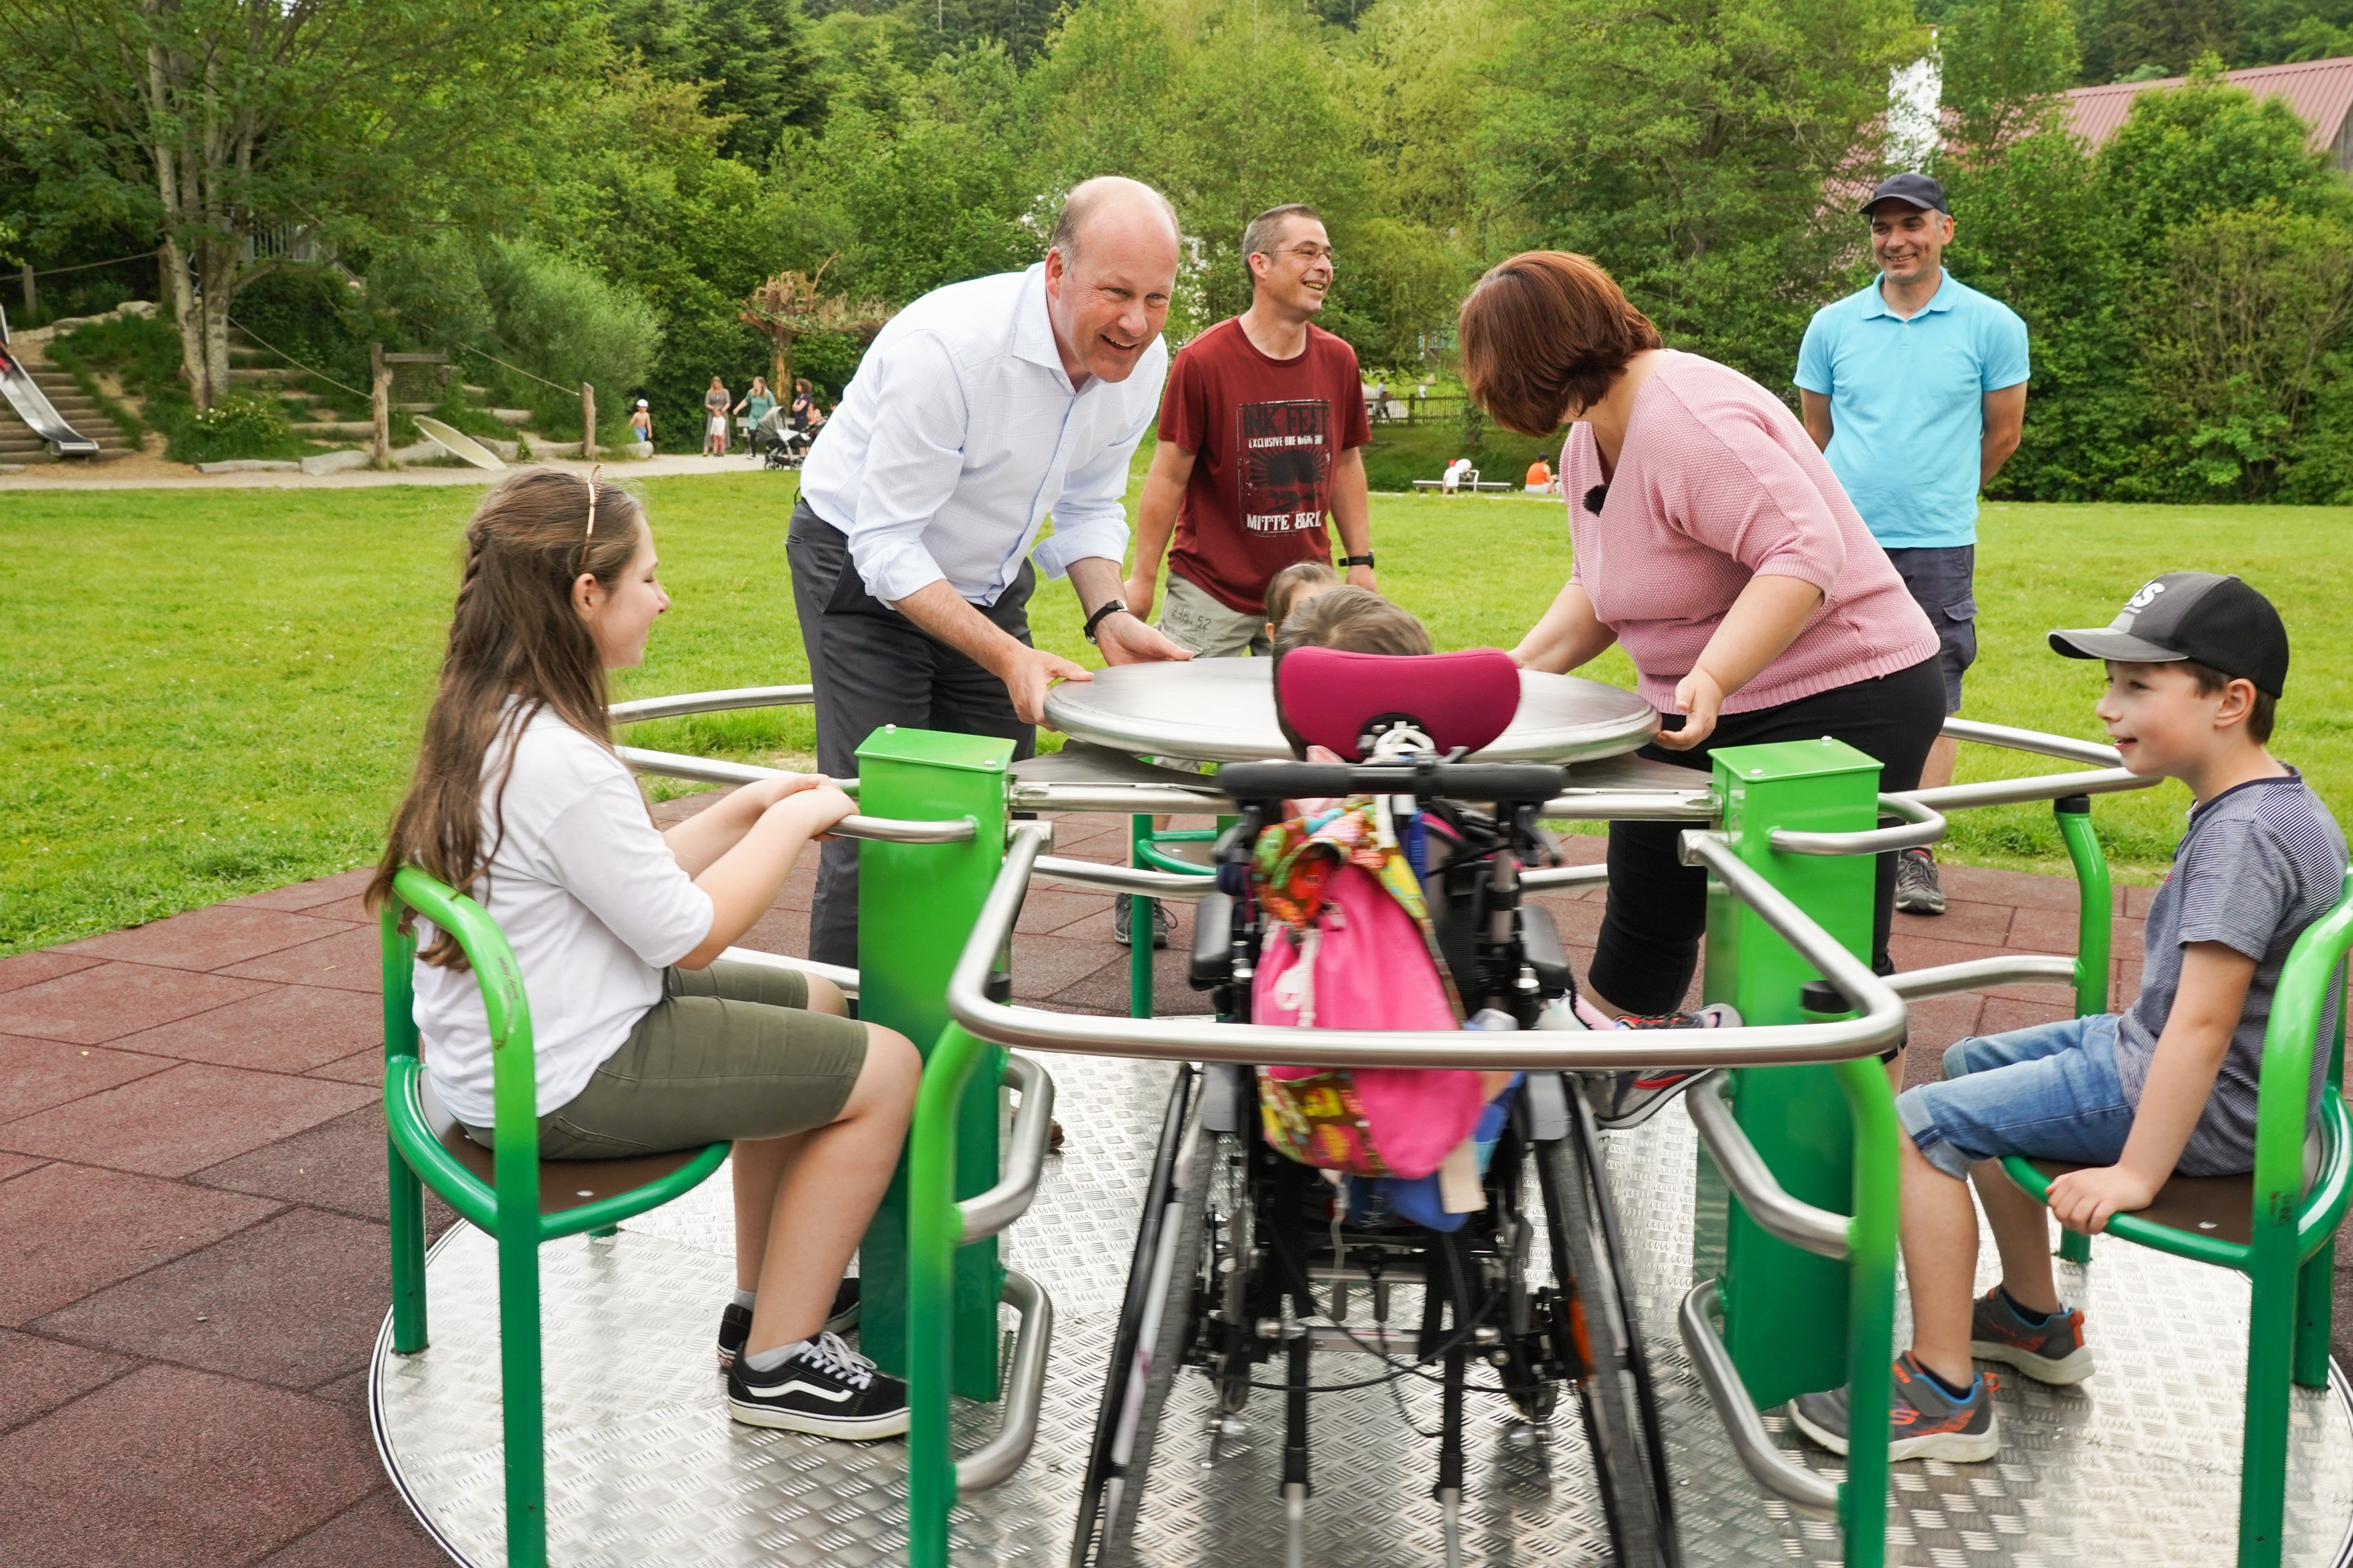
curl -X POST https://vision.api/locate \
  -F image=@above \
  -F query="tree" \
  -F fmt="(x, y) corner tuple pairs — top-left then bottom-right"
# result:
(1938, 0), (2080, 155)
(0, 0), (582, 407)
(1480, 0), (1924, 387)
(603, 0), (828, 163)
(738, 259), (888, 395)
(2071, 0), (2237, 82)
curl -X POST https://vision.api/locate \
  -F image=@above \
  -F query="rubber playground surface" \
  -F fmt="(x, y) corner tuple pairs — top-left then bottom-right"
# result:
(2, 794), (2347, 1567)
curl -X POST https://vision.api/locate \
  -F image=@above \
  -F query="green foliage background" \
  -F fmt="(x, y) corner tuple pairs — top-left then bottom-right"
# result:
(3, 0), (2351, 482)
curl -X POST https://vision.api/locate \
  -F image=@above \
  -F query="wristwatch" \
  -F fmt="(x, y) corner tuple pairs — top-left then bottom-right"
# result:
(1083, 598), (1131, 644)
(1340, 553), (1376, 569)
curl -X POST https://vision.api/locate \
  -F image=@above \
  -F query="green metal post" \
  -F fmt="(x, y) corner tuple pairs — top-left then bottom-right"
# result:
(2298, 963), (2350, 1389)
(1834, 1053), (1901, 1568)
(2055, 798), (2111, 1269)
(1131, 814), (1155, 1019)
(908, 1022), (992, 1568)
(1704, 737), (1880, 1408)
(480, 904), (547, 1568)
(382, 903), (430, 1355)
(855, 725), (1011, 1393)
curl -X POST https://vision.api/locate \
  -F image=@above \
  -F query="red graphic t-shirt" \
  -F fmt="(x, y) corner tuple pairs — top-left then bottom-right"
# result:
(1159, 319), (1371, 615)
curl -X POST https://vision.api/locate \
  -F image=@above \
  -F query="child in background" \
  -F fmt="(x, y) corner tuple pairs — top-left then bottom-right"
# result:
(1793, 573), (2344, 1463)
(1263, 559), (1340, 645)
(369, 469), (920, 1440)
(628, 400), (653, 445)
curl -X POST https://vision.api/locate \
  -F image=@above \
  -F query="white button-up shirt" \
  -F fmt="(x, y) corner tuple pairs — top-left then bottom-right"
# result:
(798, 264), (1169, 607)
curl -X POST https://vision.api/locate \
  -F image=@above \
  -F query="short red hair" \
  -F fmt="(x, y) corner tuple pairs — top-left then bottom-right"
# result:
(1458, 252), (1662, 437)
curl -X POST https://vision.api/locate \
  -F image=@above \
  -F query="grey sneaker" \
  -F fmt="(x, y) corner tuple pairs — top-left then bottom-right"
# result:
(1586, 1003), (1741, 1130)
(1113, 894), (1174, 949)
(1895, 847), (1947, 916)
(1970, 1287), (2094, 1384)
(1789, 1351), (2000, 1462)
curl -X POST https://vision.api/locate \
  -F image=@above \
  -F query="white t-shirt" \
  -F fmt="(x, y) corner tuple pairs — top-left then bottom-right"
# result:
(412, 704), (715, 1127)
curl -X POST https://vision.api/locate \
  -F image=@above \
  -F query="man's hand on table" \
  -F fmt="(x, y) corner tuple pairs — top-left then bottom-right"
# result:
(1093, 611), (1194, 667)
(994, 643), (1095, 727)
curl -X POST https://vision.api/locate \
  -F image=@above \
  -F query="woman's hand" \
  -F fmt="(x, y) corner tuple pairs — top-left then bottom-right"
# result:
(771, 781), (857, 839)
(1652, 667), (1724, 751)
(1512, 581), (1615, 675)
(739, 773), (830, 813)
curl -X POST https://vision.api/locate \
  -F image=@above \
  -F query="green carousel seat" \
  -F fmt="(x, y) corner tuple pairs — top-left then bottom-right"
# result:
(2000, 879), (2353, 1568)
(379, 867), (734, 1568)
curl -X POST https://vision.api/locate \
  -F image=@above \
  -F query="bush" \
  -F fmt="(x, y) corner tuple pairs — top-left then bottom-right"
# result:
(476, 238), (664, 436)
(169, 392), (305, 464)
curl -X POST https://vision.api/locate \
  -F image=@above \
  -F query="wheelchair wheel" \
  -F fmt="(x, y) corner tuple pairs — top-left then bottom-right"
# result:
(1087, 1089), (1231, 1565)
(1536, 1079), (1672, 1566)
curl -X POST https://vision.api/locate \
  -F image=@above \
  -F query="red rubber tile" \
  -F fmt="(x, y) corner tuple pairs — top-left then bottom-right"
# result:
(1012, 931), (1127, 999)
(251, 1488), (450, 1568)
(1891, 895), (2014, 947)
(0, 1036), (177, 1122)
(734, 904), (812, 959)
(0, 963), (275, 1046)
(223, 866), (377, 913)
(105, 986), (382, 1073)
(1977, 995), (2076, 1036)
(1884, 933), (2016, 973)
(1899, 993), (1986, 1072)
(0, 1153), (47, 1183)
(0, 1329), (135, 1434)
(58, 905), (349, 974)
(1015, 888), (1108, 936)
(217, 926), (383, 993)
(2005, 902), (2100, 956)
(33, 1207), (398, 1389)
(2122, 882), (2161, 918)
(0, 1163), (280, 1325)
(0, 1064), (372, 1179)
(1938, 863), (2095, 913)
(0, 1364), (379, 1568)
(195, 1104), (457, 1235)
(0, 950), (102, 997)
(304, 1049), (385, 1086)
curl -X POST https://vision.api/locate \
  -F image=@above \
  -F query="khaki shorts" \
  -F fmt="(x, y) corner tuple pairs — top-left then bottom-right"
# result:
(1157, 572), (1270, 659)
(463, 960), (869, 1159)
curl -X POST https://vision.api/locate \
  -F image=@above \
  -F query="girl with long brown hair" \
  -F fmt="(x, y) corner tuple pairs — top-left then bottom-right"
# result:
(369, 468), (919, 1439)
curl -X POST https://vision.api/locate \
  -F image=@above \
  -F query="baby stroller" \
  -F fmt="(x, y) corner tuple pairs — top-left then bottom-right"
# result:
(752, 404), (813, 469)
(1071, 649), (1677, 1567)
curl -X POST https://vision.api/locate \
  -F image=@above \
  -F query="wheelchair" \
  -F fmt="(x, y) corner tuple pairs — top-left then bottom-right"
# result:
(1070, 744), (1677, 1567)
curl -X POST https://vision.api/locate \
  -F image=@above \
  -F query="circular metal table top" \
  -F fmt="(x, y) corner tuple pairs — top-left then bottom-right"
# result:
(1043, 656), (1658, 764)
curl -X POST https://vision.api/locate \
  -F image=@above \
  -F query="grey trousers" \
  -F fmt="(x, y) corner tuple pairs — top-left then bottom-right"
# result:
(786, 500), (1036, 967)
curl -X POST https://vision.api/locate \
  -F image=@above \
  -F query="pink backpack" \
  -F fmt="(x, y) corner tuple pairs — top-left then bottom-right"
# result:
(1253, 859), (1487, 1180)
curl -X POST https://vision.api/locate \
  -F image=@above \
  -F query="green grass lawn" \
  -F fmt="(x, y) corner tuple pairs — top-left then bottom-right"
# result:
(6, 472), (2349, 956)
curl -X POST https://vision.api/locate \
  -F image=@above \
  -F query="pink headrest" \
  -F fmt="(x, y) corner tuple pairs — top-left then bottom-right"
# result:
(1275, 646), (1522, 761)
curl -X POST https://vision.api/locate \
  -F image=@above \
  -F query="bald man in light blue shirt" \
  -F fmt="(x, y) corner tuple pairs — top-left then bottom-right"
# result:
(1799, 172), (2029, 916)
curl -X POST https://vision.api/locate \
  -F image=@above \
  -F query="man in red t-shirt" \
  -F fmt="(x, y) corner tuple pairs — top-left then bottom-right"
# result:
(1122, 204), (1375, 656)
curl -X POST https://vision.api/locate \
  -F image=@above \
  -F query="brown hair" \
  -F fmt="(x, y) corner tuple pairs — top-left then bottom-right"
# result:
(1270, 588), (1434, 756)
(366, 468), (648, 967)
(1457, 251), (1662, 437)
(2185, 659), (2278, 744)
(1244, 203), (1323, 281)
(1264, 560), (1339, 633)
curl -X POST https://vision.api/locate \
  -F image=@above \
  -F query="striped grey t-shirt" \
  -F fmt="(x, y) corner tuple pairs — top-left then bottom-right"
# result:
(2117, 770), (2346, 1176)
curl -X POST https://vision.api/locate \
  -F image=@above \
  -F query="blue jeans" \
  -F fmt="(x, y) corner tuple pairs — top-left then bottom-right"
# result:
(1896, 1014), (2135, 1180)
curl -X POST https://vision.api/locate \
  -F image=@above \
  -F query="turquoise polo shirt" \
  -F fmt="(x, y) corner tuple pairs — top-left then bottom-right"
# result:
(1796, 270), (2029, 550)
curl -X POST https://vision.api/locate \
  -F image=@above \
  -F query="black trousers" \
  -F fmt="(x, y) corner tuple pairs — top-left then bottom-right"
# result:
(787, 501), (1036, 967)
(1587, 655), (1946, 1017)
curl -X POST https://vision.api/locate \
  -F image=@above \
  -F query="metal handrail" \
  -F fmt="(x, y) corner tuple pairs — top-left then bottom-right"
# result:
(1769, 793), (1947, 857)
(953, 1269), (1054, 1494)
(961, 1056), (1057, 1243)
(1684, 1076), (1849, 1260)
(1679, 1280), (1841, 1517)
(1031, 855), (1224, 901)
(1541, 787), (1717, 821)
(1014, 782), (1225, 815)
(1521, 861), (1611, 891)
(609, 684), (815, 724)
(1902, 766), (2151, 812)
(835, 814), (976, 844)
(1942, 716), (2121, 767)
(948, 825), (1907, 1069)
(1884, 953), (2074, 1000)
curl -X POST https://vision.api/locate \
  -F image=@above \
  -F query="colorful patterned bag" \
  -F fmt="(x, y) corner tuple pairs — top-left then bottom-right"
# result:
(1251, 804), (1487, 1180)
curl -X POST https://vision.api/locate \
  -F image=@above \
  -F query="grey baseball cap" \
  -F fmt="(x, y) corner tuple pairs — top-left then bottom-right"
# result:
(2048, 572), (2289, 697)
(1861, 172), (1949, 215)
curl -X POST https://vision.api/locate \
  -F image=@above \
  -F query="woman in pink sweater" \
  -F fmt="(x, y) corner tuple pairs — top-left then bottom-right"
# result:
(1459, 253), (1942, 1067)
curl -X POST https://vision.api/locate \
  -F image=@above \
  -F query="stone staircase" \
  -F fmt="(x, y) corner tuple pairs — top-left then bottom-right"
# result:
(230, 345), (535, 444)
(0, 358), (136, 464)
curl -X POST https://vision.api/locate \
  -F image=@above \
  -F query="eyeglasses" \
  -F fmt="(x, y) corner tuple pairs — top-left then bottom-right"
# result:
(1281, 244), (1336, 265)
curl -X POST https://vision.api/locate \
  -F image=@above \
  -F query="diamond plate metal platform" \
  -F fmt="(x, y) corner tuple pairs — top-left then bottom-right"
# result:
(375, 1057), (2353, 1566)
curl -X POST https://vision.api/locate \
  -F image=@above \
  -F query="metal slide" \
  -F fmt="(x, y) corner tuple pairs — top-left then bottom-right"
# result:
(0, 306), (99, 457)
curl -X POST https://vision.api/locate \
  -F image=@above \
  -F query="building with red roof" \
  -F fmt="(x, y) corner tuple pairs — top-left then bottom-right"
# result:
(2062, 56), (2353, 170)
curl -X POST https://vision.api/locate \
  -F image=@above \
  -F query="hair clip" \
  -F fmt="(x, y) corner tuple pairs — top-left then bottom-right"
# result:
(584, 464), (605, 539)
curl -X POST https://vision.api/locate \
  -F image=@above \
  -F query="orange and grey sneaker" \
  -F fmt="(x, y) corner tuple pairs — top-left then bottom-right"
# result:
(1789, 1352), (2000, 1463)
(1970, 1287), (2094, 1384)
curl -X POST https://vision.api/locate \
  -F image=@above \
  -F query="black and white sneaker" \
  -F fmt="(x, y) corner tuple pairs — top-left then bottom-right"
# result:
(717, 1278), (861, 1370)
(1113, 894), (1175, 949)
(1587, 1003), (1741, 1129)
(1895, 846), (1947, 916)
(727, 1330), (910, 1439)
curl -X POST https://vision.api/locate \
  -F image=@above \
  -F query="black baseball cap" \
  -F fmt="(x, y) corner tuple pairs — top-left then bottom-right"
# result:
(1861, 172), (1949, 215)
(2048, 572), (2289, 697)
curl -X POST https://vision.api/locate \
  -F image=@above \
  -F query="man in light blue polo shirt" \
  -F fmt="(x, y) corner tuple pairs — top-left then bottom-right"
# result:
(1798, 171), (2029, 917)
